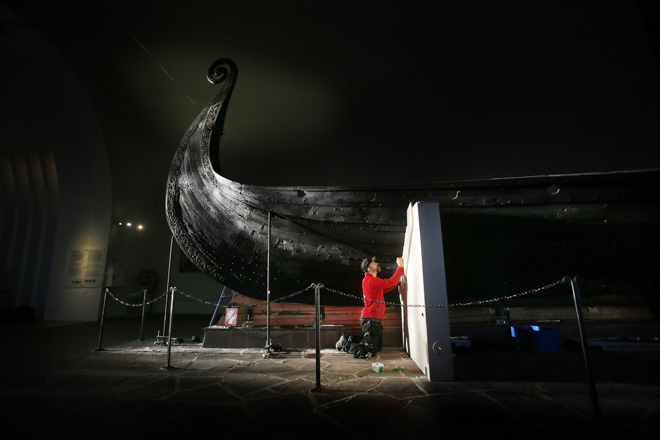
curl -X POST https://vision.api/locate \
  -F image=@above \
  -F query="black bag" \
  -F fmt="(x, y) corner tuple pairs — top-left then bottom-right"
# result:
(336, 333), (370, 359)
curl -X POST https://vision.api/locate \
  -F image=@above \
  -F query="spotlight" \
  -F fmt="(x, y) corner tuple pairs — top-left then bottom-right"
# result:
(116, 221), (144, 230)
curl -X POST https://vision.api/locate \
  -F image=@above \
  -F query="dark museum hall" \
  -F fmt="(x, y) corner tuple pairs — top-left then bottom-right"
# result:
(1, 1), (660, 438)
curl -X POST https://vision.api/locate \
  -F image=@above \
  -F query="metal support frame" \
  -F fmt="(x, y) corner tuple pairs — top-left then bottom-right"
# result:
(264, 211), (273, 358)
(162, 287), (176, 370)
(161, 235), (174, 341)
(267, 211), (271, 346)
(95, 288), (109, 351)
(312, 283), (323, 392)
(564, 275), (601, 418)
(209, 286), (228, 327)
(139, 289), (147, 341)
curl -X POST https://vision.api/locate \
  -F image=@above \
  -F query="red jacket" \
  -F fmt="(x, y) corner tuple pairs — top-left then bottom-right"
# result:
(361, 266), (404, 319)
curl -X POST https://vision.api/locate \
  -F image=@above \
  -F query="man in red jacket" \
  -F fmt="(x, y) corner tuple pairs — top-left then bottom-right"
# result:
(360, 256), (404, 356)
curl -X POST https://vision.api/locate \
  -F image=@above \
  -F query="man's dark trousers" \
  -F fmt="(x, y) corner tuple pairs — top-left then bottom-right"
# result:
(360, 317), (383, 353)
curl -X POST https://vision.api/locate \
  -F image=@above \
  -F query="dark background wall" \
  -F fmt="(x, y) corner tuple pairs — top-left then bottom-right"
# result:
(1, 1), (659, 321)
(1, 6), (111, 320)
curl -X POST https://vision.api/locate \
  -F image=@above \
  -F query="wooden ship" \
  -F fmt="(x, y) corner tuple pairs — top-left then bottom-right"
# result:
(166, 58), (660, 316)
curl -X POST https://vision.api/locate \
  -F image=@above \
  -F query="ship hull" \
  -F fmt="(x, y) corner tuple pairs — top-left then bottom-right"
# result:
(166, 59), (660, 305)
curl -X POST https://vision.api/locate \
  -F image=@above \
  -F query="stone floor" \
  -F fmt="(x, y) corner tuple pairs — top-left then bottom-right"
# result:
(1, 316), (659, 439)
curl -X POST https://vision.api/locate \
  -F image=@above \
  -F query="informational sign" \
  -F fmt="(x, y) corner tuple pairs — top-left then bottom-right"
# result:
(65, 249), (105, 288)
(224, 308), (238, 327)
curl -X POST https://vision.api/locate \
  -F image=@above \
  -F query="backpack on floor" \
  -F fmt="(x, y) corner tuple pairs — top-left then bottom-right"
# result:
(336, 333), (370, 359)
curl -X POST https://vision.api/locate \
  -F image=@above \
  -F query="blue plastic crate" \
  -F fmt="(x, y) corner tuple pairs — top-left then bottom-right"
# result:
(511, 325), (560, 352)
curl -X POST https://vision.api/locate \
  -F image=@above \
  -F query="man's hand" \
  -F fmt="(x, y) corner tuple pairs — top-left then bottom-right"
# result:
(396, 257), (404, 267)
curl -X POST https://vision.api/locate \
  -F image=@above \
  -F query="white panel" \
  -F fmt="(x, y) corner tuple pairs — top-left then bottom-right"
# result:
(401, 202), (453, 381)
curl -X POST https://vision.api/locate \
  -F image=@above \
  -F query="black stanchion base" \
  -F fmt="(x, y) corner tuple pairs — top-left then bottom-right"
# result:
(311, 386), (322, 393)
(94, 348), (106, 352)
(161, 365), (176, 370)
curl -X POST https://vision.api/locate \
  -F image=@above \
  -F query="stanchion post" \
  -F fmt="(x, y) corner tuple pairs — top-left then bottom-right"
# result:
(312, 283), (323, 393)
(564, 275), (601, 418)
(264, 211), (272, 358)
(163, 287), (176, 370)
(95, 288), (109, 351)
(139, 289), (147, 341)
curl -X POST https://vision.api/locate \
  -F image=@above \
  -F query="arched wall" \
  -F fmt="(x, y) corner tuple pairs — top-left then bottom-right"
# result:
(0, 7), (111, 321)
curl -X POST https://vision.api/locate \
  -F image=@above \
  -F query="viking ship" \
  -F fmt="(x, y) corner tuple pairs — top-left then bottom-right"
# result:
(166, 59), (660, 306)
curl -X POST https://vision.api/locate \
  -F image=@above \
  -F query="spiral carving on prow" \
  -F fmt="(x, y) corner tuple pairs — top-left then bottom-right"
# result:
(207, 58), (237, 84)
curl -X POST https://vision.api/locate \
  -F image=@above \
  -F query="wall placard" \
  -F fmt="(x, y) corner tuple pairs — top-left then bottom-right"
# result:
(65, 249), (105, 288)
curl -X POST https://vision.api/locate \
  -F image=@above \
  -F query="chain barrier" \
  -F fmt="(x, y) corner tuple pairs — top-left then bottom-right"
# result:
(106, 289), (168, 307)
(97, 276), (601, 411)
(324, 278), (567, 308)
(176, 285), (315, 308)
(103, 278), (567, 310)
(102, 285), (315, 309)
